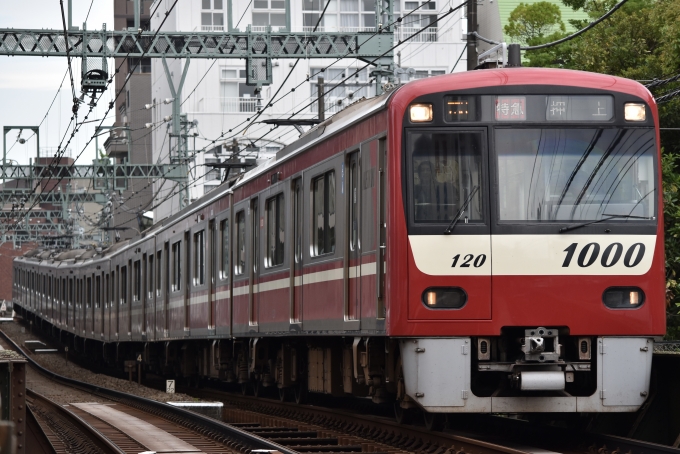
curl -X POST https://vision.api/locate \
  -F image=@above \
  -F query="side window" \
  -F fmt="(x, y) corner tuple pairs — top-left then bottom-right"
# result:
(235, 211), (246, 275)
(133, 260), (141, 301)
(312, 170), (336, 256)
(172, 241), (182, 291)
(95, 275), (101, 309)
(220, 219), (229, 279)
(156, 251), (162, 296)
(193, 230), (205, 286)
(265, 193), (285, 267)
(121, 266), (128, 305)
(148, 254), (154, 298)
(86, 277), (92, 308)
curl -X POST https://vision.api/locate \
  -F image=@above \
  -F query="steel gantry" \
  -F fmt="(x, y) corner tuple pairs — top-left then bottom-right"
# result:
(0, 0), (394, 247)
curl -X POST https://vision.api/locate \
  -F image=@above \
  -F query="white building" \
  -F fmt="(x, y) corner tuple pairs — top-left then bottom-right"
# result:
(149, 0), (471, 222)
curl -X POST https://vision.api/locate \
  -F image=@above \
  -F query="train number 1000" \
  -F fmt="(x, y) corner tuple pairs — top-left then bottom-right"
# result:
(562, 242), (646, 268)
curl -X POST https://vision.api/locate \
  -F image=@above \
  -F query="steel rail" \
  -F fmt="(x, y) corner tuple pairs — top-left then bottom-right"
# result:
(27, 388), (125, 454)
(190, 386), (680, 454)
(0, 328), (299, 454)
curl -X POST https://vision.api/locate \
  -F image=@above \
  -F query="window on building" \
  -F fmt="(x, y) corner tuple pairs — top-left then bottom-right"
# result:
(202, 0), (224, 31)
(309, 67), (374, 113)
(128, 57), (151, 74)
(126, 18), (150, 31)
(235, 211), (246, 275)
(398, 1), (438, 41)
(172, 241), (182, 291)
(205, 158), (221, 181)
(220, 68), (258, 112)
(265, 193), (285, 267)
(220, 219), (229, 279)
(193, 230), (205, 286)
(412, 69), (446, 79)
(253, 0), (286, 29)
(312, 171), (336, 256)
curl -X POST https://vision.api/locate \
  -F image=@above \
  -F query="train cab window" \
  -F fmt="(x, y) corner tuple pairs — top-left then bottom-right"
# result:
(172, 241), (182, 291)
(235, 211), (246, 275)
(496, 128), (657, 221)
(408, 131), (484, 224)
(265, 193), (285, 267)
(220, 219), (229, 279)
(193, 230), (205, 286)
(312, 171), (336, 256)
(121, 266), (128, 305)
(133, 260), (142, 300)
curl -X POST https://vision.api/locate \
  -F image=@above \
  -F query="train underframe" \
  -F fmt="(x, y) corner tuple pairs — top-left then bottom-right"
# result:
(18, 307), (653, 415)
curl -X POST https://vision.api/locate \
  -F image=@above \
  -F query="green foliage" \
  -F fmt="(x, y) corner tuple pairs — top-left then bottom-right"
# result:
(507, 0), (680, 336)
(505, 2), (567, 45)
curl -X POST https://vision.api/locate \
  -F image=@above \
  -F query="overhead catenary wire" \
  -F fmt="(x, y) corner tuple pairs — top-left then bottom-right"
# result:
(3, 0), (181, 238)
(188, 0), (450, 159)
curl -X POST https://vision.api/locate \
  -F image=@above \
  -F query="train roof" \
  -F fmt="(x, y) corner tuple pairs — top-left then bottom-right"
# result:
(390, 67), (655, 106)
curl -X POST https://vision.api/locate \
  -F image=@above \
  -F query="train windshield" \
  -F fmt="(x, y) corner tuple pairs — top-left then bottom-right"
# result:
(408, 131), (484, 224)
(496, 128), (657, 222)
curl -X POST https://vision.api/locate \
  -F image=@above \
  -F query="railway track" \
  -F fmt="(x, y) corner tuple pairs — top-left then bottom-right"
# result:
(0, 327), (296, 454)
(180, 385), (680, 454)
(6, 320), (680, 454)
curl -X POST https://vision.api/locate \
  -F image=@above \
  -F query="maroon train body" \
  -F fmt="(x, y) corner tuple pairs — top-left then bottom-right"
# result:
(14, 68), (664, 418)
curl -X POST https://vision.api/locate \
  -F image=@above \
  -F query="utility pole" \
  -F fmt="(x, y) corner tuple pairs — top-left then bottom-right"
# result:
(467, 0), (477, 71)
(162, 56), (191, 210)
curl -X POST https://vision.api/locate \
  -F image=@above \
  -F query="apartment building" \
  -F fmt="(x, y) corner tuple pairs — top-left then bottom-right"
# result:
(149, 0), (484, 221)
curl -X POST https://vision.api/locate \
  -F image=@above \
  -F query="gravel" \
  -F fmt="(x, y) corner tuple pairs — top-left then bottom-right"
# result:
(0, 319), (198, 403)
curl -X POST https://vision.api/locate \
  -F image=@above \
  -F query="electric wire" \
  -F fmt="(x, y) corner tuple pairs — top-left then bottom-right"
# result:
(4, 0), (180, 240)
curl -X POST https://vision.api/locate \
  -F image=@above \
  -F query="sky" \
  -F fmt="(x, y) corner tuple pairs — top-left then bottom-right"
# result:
(0, 1), (115, 166)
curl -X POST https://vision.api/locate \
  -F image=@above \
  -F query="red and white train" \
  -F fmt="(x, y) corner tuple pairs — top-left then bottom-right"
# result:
(13, 67), (664, 423)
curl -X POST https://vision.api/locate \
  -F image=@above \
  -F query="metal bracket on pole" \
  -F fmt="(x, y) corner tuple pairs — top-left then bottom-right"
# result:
(162, 56), (191, 209)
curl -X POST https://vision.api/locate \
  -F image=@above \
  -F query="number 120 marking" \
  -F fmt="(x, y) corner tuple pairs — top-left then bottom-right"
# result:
(562, 242), (645, 268)
(451, 254), (487, 268)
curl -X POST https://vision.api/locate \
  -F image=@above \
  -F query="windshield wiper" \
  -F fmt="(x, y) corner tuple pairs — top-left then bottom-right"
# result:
(558, 213), (650, 233)
(444, 186), (479, 234)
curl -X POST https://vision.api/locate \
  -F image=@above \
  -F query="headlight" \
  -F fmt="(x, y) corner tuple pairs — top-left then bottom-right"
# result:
(603, 287), (645, 309)
(624, 103), (646, 121)
(422, 287), (467, 309)
(410, 103), (433, 122)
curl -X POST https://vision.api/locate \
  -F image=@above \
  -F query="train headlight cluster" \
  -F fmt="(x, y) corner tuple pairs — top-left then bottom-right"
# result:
(603, 287), (645, 309)
(624, 103), (646, 121)
(409, 103), (433, 122)
(422, 287), (467, 309)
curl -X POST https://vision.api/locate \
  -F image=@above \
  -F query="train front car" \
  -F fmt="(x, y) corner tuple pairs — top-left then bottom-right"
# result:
(387, 68), (665, 414)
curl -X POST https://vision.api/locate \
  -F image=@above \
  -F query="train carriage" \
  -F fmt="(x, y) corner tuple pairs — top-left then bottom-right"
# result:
(13, 67), (664, 419)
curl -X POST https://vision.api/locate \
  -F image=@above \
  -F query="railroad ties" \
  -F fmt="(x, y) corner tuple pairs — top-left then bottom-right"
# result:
(0, 328), (294, 454)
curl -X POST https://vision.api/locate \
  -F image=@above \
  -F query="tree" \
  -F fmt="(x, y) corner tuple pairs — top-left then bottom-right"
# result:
(504, 2), (566, 45)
